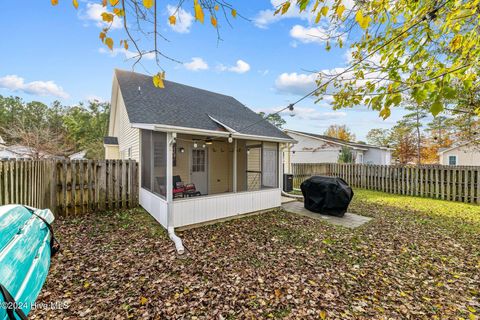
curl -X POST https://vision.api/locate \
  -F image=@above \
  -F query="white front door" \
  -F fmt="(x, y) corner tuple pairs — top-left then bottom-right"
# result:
(191, 148), (208, 195)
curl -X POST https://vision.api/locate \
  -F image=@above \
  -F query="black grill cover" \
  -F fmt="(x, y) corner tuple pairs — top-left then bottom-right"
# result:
(300, 176), (354, 217)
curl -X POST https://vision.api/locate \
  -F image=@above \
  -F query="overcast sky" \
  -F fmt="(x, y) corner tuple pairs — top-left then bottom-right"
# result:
(0, 0), (408, 141)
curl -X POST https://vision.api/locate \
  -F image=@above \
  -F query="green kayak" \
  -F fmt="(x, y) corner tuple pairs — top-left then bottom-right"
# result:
(0, 205), (58, 320)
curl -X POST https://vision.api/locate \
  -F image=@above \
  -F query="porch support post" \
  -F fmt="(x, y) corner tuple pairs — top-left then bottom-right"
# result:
(233, 139), (237, 193)
(279, 143), (283, 191)
(166, 132), (174, 227)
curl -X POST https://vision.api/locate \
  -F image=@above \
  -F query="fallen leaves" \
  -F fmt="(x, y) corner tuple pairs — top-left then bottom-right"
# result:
(30, 194), (480, 319)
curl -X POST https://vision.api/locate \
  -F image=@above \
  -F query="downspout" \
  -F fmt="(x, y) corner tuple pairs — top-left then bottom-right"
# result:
(167, 132), (185, 254)
(168, 227), (185, 255)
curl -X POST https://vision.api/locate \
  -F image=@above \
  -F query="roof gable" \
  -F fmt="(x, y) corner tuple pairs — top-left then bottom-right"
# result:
(286, 130), (390, 150)
(114, 69), (291, 140)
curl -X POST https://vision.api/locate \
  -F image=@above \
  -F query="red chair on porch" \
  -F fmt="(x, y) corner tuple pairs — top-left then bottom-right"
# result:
(173, 175), (201, 198)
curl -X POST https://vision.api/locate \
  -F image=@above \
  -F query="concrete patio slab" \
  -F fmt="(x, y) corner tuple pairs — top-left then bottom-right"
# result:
(281, 201), (371, 228)
(281, 196), (297, 204)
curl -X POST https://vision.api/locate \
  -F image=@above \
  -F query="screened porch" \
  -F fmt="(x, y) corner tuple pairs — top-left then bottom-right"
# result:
(139, 130), (283, 228)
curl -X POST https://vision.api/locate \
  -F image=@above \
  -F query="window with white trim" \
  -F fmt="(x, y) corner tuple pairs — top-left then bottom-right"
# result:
(448, 155), (457, 166)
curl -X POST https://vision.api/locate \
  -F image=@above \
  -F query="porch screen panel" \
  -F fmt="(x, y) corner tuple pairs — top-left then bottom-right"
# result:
(246, 143), (262, 191)
(141, 130), (152, 190)
(262, 142), (278, 188)
(152, 131), (167, 198)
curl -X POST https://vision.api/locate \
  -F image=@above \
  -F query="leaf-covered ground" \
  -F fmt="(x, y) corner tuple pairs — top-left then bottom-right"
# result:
(32, 190), (480, 319)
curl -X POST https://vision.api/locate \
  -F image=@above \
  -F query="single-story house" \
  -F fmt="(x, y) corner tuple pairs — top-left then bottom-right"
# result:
(284, 130), (392, 168)
(438, 141), (480, 165)
(105, 69), (294, 238)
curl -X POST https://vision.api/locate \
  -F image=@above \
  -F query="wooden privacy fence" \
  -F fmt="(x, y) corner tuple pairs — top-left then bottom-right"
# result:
(291, 163), (480, 204)
(0, 160), (138, 216)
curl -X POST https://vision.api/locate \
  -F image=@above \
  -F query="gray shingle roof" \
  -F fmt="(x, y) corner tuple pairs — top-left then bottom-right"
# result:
(104, 136), (118, 145)
(286, 130), (389, 150)
(115, 69), (292, 140)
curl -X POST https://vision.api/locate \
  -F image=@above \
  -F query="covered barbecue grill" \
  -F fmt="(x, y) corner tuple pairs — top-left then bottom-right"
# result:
(300, 176), (354, 217)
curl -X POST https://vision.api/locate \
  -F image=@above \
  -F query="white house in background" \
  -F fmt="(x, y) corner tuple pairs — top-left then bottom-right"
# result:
(284, 130), (392, 167)
(105, 69), (294, 232)
(438, 141), (480, 165)
(69, 150), (87, 160)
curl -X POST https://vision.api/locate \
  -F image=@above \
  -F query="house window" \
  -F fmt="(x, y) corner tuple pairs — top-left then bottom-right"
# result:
(192, 149), (206, 172)
(448, 155), (457, 166)
(357, 153), (364, 164)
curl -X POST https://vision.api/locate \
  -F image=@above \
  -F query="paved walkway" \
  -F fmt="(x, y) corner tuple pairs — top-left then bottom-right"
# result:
(281, 196), (298, 204)
(281, 201), (371, 229)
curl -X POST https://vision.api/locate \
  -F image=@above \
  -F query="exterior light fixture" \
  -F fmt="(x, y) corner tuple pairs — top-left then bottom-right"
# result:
(193, 141), (198, 148)
(179, 147), (185, 153)
(202, 144), (206, 148)
(228, 134), (233, 143)
(205, 138), (213, 145)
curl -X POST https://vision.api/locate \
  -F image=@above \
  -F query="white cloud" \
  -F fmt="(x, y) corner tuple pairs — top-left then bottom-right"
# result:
(98, 47), (155, 60)
(218, 60), (251, 74)
(254, 0), (356, 28)
(254, 0), (314, 28)
(275, 72), (317, 96)
(0, 75), (69, 99)
(81, 3), (122, 29)
(184, 57), (209, 71)
(290, 25), (329, 45)
(166, 5), (194, 33)
(256, 106), (347, 121)
(289, 107), (347, 121)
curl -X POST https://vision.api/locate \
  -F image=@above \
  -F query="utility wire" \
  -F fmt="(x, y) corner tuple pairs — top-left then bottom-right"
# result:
(236, 1), (450, 134)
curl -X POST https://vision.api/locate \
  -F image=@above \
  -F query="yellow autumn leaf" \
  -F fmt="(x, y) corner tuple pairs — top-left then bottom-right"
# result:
(214, 4), (219, 11)
(169, 15), (176, 25)
(113, 8), (125, 17)
(139, 296), (148, 305)
(102, 0), (107, 7)
(83, 281), (90, 288)
(194, 0), (204, 23)
(336, 4), (345, 18)
(231, 9), (237, 18)
(211, 16), (217, 28)
(123, 40), (128, 50)
(379, 106), (391, 119)
(281, 2), (290, 15)
(73, 0), (78, 9)
(355, 10), (371, 29)
(315, 11), (322, 23)
(152, 73), (165, 88)
(109, 0), (119, 6)
(101, 12), (114, 22)
(321, 6), (328, 17)
(99, 31), (106, 42)
(105, 37), (114, 50)
(143, 0), (153, 9)
(51, 0), (59, 6)
(319, 310), (327, 320)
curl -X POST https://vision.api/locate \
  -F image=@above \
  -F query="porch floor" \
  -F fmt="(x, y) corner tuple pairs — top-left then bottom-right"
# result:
(281, 201), (371, 228)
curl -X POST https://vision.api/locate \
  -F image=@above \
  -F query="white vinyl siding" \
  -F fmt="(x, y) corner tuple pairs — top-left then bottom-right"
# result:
(440, 143), (480, 166)
(110, 84), (140, 161)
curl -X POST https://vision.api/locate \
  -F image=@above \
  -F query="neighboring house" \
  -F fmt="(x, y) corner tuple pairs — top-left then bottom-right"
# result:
(438, 141), (480, 166)
(69, 150), (87, 160)
(284, 130), (392, 167)
(105, 69), (294, 230)
(0, 145), (37, 160)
